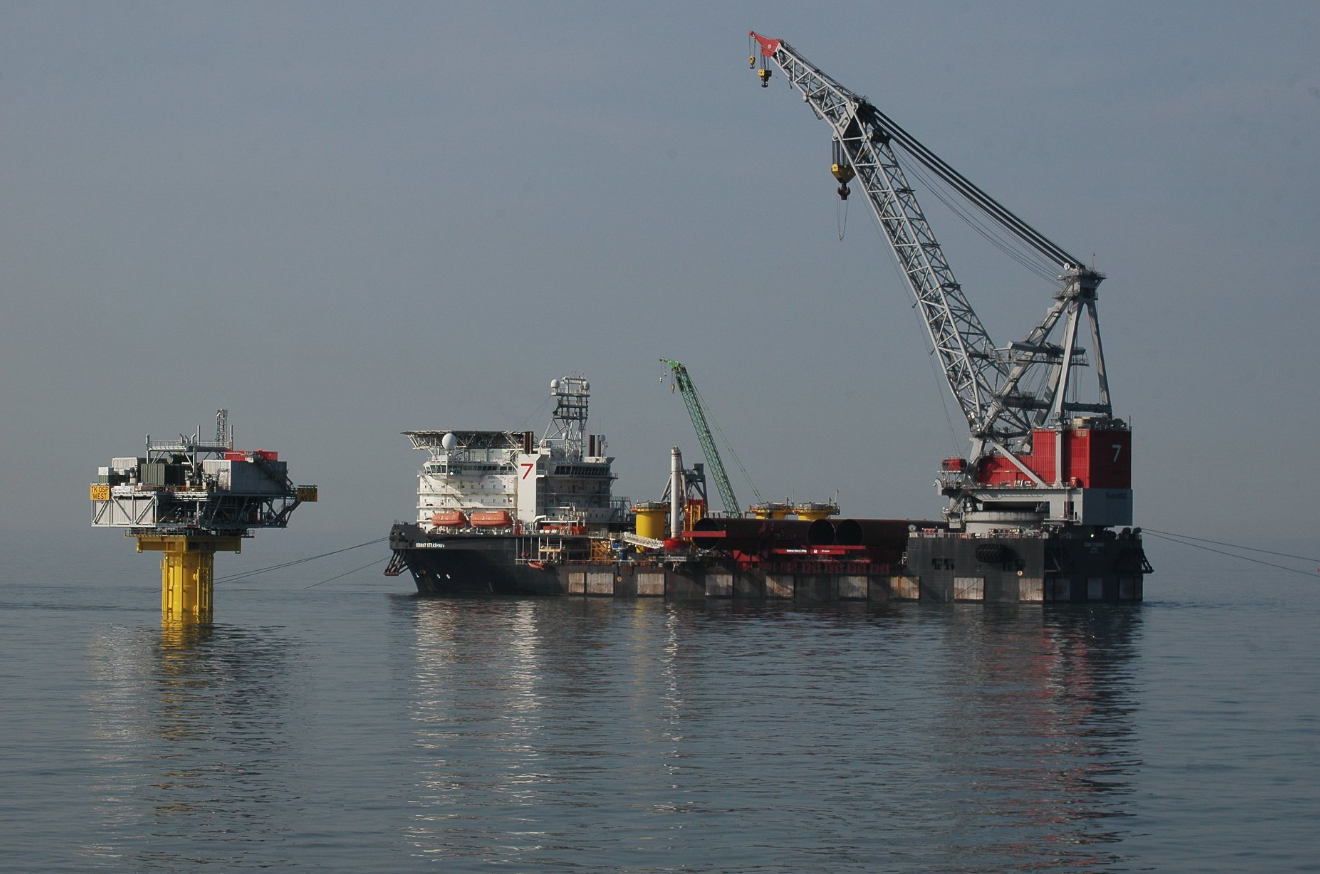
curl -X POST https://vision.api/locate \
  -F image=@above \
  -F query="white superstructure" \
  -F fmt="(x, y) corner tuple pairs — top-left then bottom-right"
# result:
(405, 376), (627, 534)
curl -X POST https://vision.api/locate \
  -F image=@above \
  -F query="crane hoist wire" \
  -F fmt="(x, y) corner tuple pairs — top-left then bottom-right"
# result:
(833, 139), (854, 240)
(826, 108), (1056, 277)
(848, 99), (1082, 269)
(662, 359), (763, 514)
(901, 157), (1059, 284)
(852, 173), (970, 458)
(695, 381), (764, 507)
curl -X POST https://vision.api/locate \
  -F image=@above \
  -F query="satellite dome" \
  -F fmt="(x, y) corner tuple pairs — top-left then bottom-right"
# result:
(440, 432), (458, 451)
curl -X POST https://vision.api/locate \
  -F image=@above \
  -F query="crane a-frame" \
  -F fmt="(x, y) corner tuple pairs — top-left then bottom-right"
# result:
(751, 32), (1132, 535)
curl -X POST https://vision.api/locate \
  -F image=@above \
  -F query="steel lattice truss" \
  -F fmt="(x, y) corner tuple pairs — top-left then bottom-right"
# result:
(753, 34), (1113, 453)
(662, 359), (740, 516)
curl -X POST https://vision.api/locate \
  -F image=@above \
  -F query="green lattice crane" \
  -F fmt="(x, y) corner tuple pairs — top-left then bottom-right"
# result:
(661, 359), (760, 516)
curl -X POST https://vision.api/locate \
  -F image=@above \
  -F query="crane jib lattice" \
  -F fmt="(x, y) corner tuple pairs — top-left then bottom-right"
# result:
(751, 32), (1113, 448)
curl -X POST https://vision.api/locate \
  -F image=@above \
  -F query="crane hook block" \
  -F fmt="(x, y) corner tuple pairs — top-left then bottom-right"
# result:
(749, 55), (756, 69)
(832, 158), (855, 200)
(758, 67), (772, 87)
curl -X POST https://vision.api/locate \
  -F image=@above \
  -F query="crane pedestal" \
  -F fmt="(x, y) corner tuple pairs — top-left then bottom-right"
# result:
(136, 534), (242, 622)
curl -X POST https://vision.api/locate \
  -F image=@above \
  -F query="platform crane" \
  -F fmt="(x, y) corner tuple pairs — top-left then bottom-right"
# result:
(751, 32), (1132, 535)
(661, 358), (761, 517)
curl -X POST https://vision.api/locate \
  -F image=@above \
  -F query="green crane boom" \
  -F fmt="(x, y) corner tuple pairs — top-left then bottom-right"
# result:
(661, 358), (747, 516)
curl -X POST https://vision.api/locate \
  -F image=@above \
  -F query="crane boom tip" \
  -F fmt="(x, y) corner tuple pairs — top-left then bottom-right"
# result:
(750, 32), (781, 55)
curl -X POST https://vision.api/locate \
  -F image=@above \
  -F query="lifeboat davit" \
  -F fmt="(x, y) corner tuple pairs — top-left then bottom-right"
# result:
(469, 510), (514, 528)
(430, 510), (468, 528)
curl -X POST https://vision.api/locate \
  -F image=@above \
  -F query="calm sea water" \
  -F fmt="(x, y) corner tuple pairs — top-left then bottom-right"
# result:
(2, 529), (1317, 873)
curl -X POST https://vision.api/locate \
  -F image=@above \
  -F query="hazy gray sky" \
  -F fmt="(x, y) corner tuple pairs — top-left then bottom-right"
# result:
(3, 2), (1318, 554)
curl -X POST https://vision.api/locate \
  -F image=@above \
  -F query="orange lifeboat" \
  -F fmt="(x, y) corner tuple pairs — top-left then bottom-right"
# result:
(469, 510), (514, 528)
(430, 510), (468, 528)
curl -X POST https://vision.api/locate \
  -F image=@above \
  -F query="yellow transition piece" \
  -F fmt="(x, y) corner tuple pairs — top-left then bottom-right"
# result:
(136, 534), (242, 622)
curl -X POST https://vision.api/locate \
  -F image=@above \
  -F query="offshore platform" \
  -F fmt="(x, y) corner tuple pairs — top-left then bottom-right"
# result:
(91, 410), (317, 621)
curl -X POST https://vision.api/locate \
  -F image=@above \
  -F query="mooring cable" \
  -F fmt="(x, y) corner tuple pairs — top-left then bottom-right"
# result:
(215, 536), (389, 583)
(303, 557), (390, 590)
(1143, 529), (1319, 577)
(1143, 529), (1318, 564)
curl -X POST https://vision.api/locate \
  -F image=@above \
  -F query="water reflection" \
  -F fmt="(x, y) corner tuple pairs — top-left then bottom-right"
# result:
(82, 620), (301, 871)
(930, 604), (1144, 871)
(399, 598), (1144, 872)
(401, 598), (692, 866)
(405, 599), (545, 857)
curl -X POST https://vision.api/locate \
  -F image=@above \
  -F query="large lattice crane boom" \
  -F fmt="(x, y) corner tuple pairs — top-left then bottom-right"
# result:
(751, 32), (1131, 532)
(756, 36), (1009, 438)
(661, 359), (744, 516)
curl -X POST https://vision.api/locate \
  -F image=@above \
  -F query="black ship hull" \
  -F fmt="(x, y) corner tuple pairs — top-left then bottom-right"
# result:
(388, 522), (1147, 603)
(388, 522), (573, 595)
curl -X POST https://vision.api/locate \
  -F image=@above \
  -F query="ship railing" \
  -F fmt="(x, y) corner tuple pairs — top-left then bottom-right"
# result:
(510, 533), (593, 566)
(537, 506), (587, 527)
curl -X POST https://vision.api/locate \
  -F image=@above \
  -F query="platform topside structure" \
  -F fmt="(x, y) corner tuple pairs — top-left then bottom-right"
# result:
(91, 410), (317, 620)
